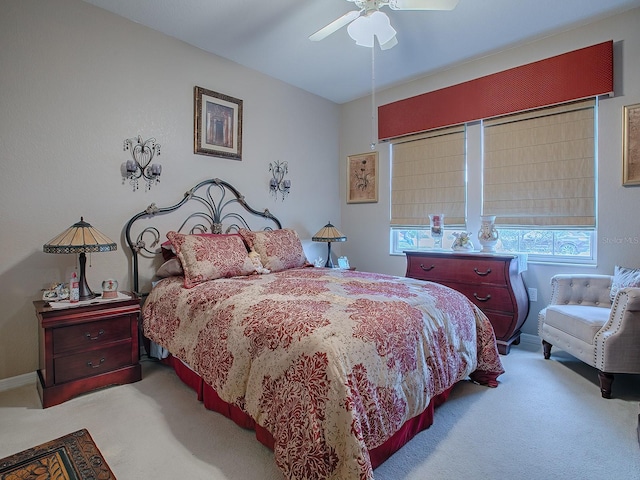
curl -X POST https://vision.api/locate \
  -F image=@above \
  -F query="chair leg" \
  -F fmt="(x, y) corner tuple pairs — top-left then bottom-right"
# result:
(598, 371), (614, 399)
(542, 340), (552, 359)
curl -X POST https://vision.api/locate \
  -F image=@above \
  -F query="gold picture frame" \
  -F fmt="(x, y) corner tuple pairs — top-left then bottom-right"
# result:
(623, 103), (640, 186)
(194, 86), (242, 160)
(347, 151), (378, 204)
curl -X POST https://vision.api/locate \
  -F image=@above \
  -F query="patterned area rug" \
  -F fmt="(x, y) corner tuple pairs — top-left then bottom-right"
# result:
(0, 429), (115, 479)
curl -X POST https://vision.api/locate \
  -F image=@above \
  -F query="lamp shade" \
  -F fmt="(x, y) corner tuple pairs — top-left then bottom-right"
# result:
(43, 217), (117, 300)
(43, 217), (117, 254)
(312, 222), (347, 243)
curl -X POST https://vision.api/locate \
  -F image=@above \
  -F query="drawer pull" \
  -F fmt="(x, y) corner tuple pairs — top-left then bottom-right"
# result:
(419, 263), (436, 272)
(87, 358), (105, 368)
(473, 268), (492, 276)
(85, 329), (104, 341)
(473, 293), (492, 302)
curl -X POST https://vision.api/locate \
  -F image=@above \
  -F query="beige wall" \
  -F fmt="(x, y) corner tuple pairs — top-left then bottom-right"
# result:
(0, 0), (341, 380)
(339, 8), (640, 336)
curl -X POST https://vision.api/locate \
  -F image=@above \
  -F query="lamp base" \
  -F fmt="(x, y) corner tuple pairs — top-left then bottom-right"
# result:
(78, 253), (96, 301)
(324, 242), (334, 268)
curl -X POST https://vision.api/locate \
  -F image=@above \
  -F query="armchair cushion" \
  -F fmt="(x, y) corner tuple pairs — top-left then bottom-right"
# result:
(610, 265), (640, 302)
(543, 305), (610, 344)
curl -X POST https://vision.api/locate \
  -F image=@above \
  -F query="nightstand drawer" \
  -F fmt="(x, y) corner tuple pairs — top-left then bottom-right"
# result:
(54, 343), (132, 384)
(52, 316), (131, 354)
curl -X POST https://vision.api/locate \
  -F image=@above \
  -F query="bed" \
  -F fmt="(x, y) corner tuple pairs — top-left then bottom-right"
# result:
(125, 178), (504, 480)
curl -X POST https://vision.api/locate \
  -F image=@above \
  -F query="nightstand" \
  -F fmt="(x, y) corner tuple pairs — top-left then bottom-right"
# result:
(34, 293), (142, 408)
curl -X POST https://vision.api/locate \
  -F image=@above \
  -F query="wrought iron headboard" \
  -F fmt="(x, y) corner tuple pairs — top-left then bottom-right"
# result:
(124, 178), (282, 296)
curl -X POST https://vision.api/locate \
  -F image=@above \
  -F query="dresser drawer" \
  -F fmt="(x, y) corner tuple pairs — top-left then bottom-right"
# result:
(482, 310), (518, 340)
(406, 254), (507, 285)
(405, 251), (529, 354)
(52, 316), (131, 354)
(54, 342), (133, 384)
(452, 284), (514, 314)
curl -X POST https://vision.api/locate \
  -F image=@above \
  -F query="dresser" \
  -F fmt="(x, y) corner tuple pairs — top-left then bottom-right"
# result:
(405, 251), (529, 354)
(35, 294), (142, 408)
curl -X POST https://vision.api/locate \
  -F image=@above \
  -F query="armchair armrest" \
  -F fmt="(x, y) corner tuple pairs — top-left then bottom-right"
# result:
(548, 274), (613, 308)
(594, 287), (640, 372)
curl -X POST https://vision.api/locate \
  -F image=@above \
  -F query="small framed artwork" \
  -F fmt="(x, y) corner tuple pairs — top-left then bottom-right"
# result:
(347, 151), (378, 204)
(623, 103), (640, 186)
(194, 86), (242, 160)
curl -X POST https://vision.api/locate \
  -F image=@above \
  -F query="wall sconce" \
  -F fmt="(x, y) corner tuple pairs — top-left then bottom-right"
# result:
(269, 160), (290, 200)
(123, 136), (162, 191)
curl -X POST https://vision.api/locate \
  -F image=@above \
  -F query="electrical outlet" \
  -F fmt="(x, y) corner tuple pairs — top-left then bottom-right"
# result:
(528, 288), (538, 302)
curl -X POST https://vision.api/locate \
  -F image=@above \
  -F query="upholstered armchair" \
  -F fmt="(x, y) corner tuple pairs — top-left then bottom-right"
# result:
(538, 273), (640, 398)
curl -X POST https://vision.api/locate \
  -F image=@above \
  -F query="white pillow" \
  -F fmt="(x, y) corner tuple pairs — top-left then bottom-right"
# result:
(610, 265), (640, 302)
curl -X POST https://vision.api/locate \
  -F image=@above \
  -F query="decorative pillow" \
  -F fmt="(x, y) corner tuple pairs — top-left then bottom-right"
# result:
(161, 233), (249, 260)
(166, 231), (256, 288)
(239, 228), (308, 273)
(610, 265), (640, 301)
(155, 258), (184, 278)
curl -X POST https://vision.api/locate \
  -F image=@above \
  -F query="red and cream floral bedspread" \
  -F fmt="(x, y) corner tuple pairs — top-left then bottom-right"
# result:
(142, 267), (504, 480)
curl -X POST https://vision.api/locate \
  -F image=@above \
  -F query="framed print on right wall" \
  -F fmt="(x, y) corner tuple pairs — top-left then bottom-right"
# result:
(347, 151), (378, 204)
(623, 103), (640, 186)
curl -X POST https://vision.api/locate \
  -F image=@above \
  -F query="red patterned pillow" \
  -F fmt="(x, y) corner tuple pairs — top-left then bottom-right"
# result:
(166, 231), (256, 288)
(161, 233), (248, 260)
(239, 228), (308, 272)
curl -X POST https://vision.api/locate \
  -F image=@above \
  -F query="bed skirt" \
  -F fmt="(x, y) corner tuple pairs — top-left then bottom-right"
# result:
(164, 355), (453, 469)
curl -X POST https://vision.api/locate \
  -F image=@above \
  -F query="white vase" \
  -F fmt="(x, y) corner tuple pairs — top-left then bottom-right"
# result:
(478, 215), (499, 252)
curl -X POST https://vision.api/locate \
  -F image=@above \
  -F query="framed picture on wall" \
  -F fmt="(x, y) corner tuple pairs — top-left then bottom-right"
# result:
(347, 151), (378, 204)
(194, 86), (243, 160)
(623, 103), (640, 186)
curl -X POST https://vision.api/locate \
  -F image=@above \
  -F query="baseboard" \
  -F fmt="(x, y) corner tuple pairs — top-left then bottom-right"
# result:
(518, 333), (542, 349)
(0, 371), (37, 392)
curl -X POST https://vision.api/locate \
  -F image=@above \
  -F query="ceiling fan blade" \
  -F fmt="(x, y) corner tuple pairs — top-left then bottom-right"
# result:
(388, 0), (459, 10)
(309, 10), (361, 41)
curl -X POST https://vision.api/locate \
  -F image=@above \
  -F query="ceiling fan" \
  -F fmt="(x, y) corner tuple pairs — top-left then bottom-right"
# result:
(309, 0), (459, 50)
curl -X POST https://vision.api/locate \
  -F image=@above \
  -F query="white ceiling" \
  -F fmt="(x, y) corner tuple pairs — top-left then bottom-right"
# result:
(81, 0), (640, 104)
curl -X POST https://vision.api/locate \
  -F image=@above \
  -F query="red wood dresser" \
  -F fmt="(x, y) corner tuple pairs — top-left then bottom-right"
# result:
(35, 293), (141, 408)
(405, 251), (529, 354)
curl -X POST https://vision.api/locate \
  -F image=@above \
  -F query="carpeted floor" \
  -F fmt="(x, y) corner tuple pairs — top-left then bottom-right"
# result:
(0, 339), (638, 479)
(0, 428), (115, 479)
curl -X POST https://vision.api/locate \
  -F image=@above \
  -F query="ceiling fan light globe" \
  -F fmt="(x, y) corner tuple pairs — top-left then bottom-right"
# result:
(370, 11), (396, 46)
(347, 16), (374, 48)
(380, 34), (398, 50)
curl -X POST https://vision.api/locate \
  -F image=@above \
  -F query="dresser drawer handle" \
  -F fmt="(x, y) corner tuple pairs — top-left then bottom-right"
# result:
(87, 358), (105, 368)
(419, 263), (436, 272)
(473, 268), (491, 276)
(473, 293), (492, 302)
(85, 329), (104, 341)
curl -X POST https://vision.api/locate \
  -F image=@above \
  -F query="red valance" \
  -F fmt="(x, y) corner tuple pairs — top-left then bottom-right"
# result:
(378, 41), (613, 141)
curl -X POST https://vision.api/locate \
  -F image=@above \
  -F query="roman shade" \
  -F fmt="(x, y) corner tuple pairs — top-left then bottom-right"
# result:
(482, 99), (595, 227)
(391, 125), (466, 227)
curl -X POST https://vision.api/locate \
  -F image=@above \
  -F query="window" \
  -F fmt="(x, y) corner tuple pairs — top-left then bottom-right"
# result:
(390, 99), (597, 263)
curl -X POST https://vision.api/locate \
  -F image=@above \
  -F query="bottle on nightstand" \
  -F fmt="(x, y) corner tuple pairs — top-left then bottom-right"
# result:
(69, 272), (79, 303)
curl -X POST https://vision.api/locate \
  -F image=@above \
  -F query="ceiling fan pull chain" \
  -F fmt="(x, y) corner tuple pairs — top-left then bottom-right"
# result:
(371, 43), (376, 150)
